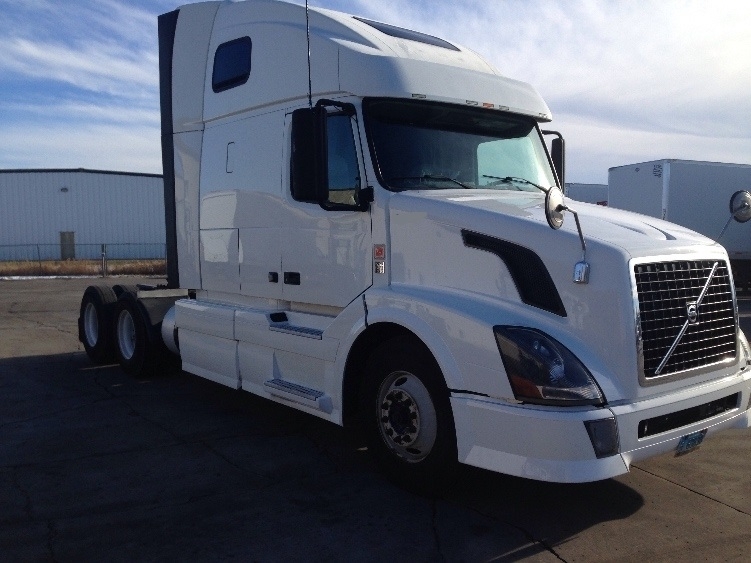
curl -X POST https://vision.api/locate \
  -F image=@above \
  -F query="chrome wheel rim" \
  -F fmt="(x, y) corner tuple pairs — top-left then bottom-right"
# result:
(377, 371), (437, 463)
(83, 302), (99, 347)
(116, 309), (136, 360)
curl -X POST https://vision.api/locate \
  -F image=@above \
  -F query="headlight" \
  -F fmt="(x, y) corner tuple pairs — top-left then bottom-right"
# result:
(494, 326), (604, 406)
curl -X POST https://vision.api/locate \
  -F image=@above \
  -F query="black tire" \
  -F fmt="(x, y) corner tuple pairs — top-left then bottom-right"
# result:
(79, 285), (117, 364)
(112, 293), (161, 377)
(359, 337), (458, 496)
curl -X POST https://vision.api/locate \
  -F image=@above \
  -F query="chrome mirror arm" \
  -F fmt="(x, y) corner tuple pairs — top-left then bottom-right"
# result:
(557, 203), (590, 284)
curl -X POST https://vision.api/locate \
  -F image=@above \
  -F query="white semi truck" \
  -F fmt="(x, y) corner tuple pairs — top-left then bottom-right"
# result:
(78, 0), (751, 491)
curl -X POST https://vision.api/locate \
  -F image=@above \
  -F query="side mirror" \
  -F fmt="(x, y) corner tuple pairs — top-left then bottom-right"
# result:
(541, 130), (565, 189)
(730, 190), (751, 223)
(291, 106), (328, 203)
(545, 186), (565, 229)
(715, 190), (751, 243)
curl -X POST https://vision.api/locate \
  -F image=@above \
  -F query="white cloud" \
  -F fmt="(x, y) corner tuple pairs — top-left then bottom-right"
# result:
(0, 122), (162, 173)
(0, 0), (160, 99)
(0, 99), (159, 127)
(312, 0), (751, 181)
(556, 112), (751, 183)
(0, 37), (158, 94)
(0, 0), (163, 173)
(0, 0), (749, 183)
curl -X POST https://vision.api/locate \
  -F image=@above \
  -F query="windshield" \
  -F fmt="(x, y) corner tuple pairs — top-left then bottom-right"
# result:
(363, 98), (557, 192)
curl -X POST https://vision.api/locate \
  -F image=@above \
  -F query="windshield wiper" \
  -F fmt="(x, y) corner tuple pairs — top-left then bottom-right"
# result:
(387, 175), (473, 190)
(482, 175), (550, 194)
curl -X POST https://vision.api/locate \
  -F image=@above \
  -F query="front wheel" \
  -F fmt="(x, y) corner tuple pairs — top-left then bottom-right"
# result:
(360, 338), (458, 495)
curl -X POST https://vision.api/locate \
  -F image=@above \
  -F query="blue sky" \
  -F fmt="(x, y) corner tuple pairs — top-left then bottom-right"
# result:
(0, 0), (749, 184)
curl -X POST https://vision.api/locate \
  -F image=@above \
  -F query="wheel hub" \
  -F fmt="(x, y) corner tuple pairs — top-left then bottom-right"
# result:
(117, 309), (136, 361)
(376, 371), (437, 463)
(381, 387), (419, 446)
(83, 302), (98, 347)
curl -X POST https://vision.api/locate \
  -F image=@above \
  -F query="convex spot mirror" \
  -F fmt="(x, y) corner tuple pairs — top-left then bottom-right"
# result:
(730, 190), (751, 223)
(545, 186), (565, 229)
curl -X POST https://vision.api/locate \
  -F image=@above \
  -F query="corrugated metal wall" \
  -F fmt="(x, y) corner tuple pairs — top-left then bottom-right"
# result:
(0, 169), (165, 260)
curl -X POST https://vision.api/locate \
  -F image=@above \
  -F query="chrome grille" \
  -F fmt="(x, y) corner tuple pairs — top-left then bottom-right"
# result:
(634, 260), (737, 379)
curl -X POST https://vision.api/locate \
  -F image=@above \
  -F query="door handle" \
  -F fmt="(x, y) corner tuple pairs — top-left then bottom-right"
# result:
(283, 272), (300, 285)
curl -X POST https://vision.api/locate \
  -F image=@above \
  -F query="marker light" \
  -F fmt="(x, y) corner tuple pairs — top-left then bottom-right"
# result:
(584, 418), (620, 458)
(494, 326), (604, 406)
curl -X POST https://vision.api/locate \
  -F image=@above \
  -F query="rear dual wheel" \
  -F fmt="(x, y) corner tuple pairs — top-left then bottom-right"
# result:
(113, 293), (161, 377)
(79, 285), (118, 364)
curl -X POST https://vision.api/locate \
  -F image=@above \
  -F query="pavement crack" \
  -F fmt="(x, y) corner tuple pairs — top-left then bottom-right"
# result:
(633, 465), (751, 517)
(199, 439), (268, 483)
(99, 390), (272, 484)
(92, 370), (121, 399)
(0, 397), (114, 430)
(431, 500), (447, 562)
(12, 312), (77, 339)
(509, 526), (567, 562)
(11, 466), (34, 520)
(1, 442), (174, 471)
(12, 467), (60, 562)
(446, 499), (568, 562)
(46, 520), (59, 562)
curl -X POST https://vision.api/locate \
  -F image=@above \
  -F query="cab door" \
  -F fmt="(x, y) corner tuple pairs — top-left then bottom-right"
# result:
(280, 106), (372, 308)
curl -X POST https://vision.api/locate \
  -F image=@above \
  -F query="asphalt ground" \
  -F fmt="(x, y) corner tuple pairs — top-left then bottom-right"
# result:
(1, 277), (750, 562)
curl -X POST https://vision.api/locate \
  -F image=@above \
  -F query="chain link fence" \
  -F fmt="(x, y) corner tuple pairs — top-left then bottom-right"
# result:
(0, 243), (167, 276)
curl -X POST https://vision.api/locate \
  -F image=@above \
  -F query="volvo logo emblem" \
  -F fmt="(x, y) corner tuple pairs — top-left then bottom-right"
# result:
(686, 302), (699, 324)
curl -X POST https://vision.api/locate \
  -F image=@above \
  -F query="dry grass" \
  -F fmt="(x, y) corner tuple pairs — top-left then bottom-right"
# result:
(0, 259), (166, 277)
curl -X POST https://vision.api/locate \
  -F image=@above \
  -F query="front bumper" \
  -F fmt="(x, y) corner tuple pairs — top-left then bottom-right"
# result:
(451, 369), (751, 483)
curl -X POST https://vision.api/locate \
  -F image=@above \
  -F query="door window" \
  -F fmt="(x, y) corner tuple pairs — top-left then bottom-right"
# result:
(326, 114), (360, 206)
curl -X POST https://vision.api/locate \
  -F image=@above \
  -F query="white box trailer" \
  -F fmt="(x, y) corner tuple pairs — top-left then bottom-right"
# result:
(78, 0), (751, 493)
(608, 160), (751, 287)
(564, 183), (608, 205)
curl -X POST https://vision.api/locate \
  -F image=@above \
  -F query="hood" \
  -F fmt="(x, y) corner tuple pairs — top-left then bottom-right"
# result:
(390, 189), (714, 259)
(392, 190), (716, 257)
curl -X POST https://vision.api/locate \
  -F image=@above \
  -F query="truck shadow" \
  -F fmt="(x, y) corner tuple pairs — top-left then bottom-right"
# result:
(1, 351), (643, 561)
(445, 464), (643, 556)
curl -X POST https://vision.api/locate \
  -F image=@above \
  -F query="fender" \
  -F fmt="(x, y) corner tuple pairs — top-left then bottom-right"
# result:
(347, 282), (637, 403)
(354, 286), (511, 398)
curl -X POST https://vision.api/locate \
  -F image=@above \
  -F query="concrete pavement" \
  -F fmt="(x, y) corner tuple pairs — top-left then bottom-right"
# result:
(1, 277), (749, 561)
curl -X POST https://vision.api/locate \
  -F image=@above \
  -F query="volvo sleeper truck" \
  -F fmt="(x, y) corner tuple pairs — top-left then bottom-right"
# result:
(78, 0), (751, 491)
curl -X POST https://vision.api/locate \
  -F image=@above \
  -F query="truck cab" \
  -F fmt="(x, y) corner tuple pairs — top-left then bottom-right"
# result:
(80, 0), (751, 492)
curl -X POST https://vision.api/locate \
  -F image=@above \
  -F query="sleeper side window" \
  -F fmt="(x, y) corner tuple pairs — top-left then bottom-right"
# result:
(212, 37), (252, 93)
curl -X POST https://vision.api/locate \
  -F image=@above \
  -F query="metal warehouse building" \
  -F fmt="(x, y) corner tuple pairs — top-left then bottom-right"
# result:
(0, 169), (165, 261)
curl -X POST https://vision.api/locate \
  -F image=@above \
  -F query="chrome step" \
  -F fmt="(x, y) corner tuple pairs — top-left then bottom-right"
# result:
(263, 378), (332, 413)
(269, 322), (323, 339)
